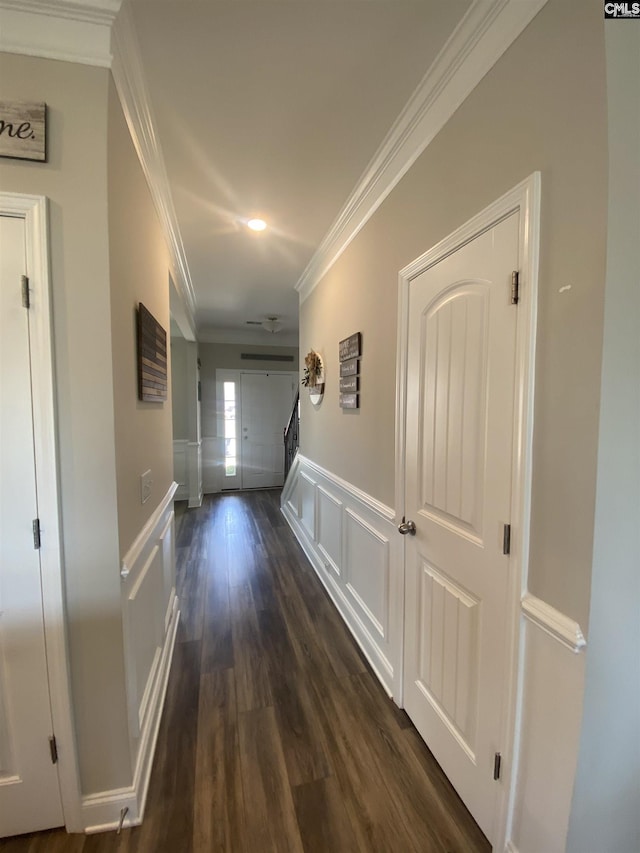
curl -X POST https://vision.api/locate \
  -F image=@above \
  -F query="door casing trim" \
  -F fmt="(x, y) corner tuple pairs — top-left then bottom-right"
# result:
(394, 172), (541, 851)
(0, 193), (83, 832)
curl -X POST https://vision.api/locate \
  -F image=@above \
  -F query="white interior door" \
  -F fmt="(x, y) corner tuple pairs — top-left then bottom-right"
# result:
(402, 212), (519, 844)
(240, 372), (296, 489)
(0, 214), (63, 837)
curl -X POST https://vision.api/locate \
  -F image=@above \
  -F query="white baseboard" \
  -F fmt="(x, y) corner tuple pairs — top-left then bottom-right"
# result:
(81, 787), (139, 835)
(281, 454), (402, 699)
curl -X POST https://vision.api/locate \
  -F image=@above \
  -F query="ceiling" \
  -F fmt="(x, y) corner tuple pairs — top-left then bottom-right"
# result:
(130, 0), (472, 346)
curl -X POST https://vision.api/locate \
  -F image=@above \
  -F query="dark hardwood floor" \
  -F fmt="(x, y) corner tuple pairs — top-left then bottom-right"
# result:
(1, 490), (490, 853)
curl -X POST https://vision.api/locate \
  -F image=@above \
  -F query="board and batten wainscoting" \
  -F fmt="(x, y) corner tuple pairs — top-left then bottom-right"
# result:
(283, 456), (589, 853)
(281, 453), (403, 699)
(173, 440), (202, 507)
(507, 596), (586, 853)
(81, 482), (180, 833)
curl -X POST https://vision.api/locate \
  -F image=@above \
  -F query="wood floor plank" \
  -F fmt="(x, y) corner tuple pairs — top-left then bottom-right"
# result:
(238, 707), (304, 853)
(271, 676), (334, 788)
(292, 777), (362, 853)
(230, 582), (273, 713)
(193, 669), (246, 853)
(2, 489), (490, 853)
(347, 671), (490, 852)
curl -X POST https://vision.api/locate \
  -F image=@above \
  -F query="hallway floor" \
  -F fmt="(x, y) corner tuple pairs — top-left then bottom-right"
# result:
(1, 490), (489, 853)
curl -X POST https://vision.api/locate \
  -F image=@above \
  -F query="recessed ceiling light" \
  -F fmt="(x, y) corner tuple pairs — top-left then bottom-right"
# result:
(247, 218), (267, 232)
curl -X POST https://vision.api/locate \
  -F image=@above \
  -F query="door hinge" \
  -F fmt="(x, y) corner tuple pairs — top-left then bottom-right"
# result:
(503, 523), (511, 556)
(21, 275), (30, 309)
(33, 518), (41, 550)
(511, 270), (519, 305)
(49, 735), (58, 764)
(493, 751), (502, 781)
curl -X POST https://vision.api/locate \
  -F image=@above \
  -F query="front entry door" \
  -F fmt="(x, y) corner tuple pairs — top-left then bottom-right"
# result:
(0, 214), (64, 836)
(240, 372), (295, 490)
(402, 212), (519, 843)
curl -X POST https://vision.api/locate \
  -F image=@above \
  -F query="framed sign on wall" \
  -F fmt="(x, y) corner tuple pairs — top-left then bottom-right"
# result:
(0, 102), (47, 162)
(137, 303), (167, 402)
(339, 333), (362, 409)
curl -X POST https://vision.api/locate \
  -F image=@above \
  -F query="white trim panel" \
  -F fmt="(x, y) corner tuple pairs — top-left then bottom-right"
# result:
(296, 0), (550, 301)
(172, 440), (189, 502)
(506, 611), (586, 853)
(282, 454), (402, 699)
(81, 596), (179, 833)
(97, 482), (180, 833)
(187, 440), (202, 508)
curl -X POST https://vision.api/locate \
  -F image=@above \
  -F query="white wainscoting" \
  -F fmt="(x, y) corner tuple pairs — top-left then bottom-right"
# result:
(506, 595), (587, 853)
(174, 439), (202, 507)
(187, 440), (203, 508)
(82, 482), (180, 833)
(202, 436), (218, 494)
(173, 440), (188, 501)
(281, 454), (403, 699)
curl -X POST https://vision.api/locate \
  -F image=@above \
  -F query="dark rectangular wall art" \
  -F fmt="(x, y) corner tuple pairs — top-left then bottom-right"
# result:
(137, 303), (167, 401)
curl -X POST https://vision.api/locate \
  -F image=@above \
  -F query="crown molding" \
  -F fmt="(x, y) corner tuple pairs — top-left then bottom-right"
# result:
(295, 0), (550, 303)
(110, 3), (198, 335)
(0, 0), (121, 66)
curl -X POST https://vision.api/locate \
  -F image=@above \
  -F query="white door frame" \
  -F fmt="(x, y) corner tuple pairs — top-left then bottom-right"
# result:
(0, 193), (82, 832)
(394, 173), (541, 850)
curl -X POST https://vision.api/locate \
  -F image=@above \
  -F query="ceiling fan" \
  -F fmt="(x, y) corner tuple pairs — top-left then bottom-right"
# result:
(246, 316), (283, 333)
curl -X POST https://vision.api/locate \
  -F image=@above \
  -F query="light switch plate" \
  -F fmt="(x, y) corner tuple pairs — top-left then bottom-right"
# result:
(140, 469), (152, 504)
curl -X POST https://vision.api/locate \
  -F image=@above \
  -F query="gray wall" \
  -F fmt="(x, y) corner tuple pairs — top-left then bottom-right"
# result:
(567, 23), (640, 853)
(299, 0), (607, 629)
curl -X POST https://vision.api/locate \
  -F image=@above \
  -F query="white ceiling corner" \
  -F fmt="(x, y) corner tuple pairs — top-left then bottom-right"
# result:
(0, 0), (121, 66)
(294, 0), (551, 303)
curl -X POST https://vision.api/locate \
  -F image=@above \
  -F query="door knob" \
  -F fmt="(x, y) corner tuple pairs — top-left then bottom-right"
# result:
(398, 518), (416, 535)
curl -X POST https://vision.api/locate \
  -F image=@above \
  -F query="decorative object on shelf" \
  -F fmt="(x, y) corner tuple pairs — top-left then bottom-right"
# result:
(302, 350), (324, 406)
(339, 332), (362, 409)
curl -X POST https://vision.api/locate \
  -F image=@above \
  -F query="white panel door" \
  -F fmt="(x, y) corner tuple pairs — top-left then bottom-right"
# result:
(240, 373), (295, 490)
(403, 212), (519, 843)
(0, 215), (63, 836)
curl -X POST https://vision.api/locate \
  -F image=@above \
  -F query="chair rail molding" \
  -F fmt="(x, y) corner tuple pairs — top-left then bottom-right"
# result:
(295, 0), (550, 302)
(521, 593), (587, 654)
